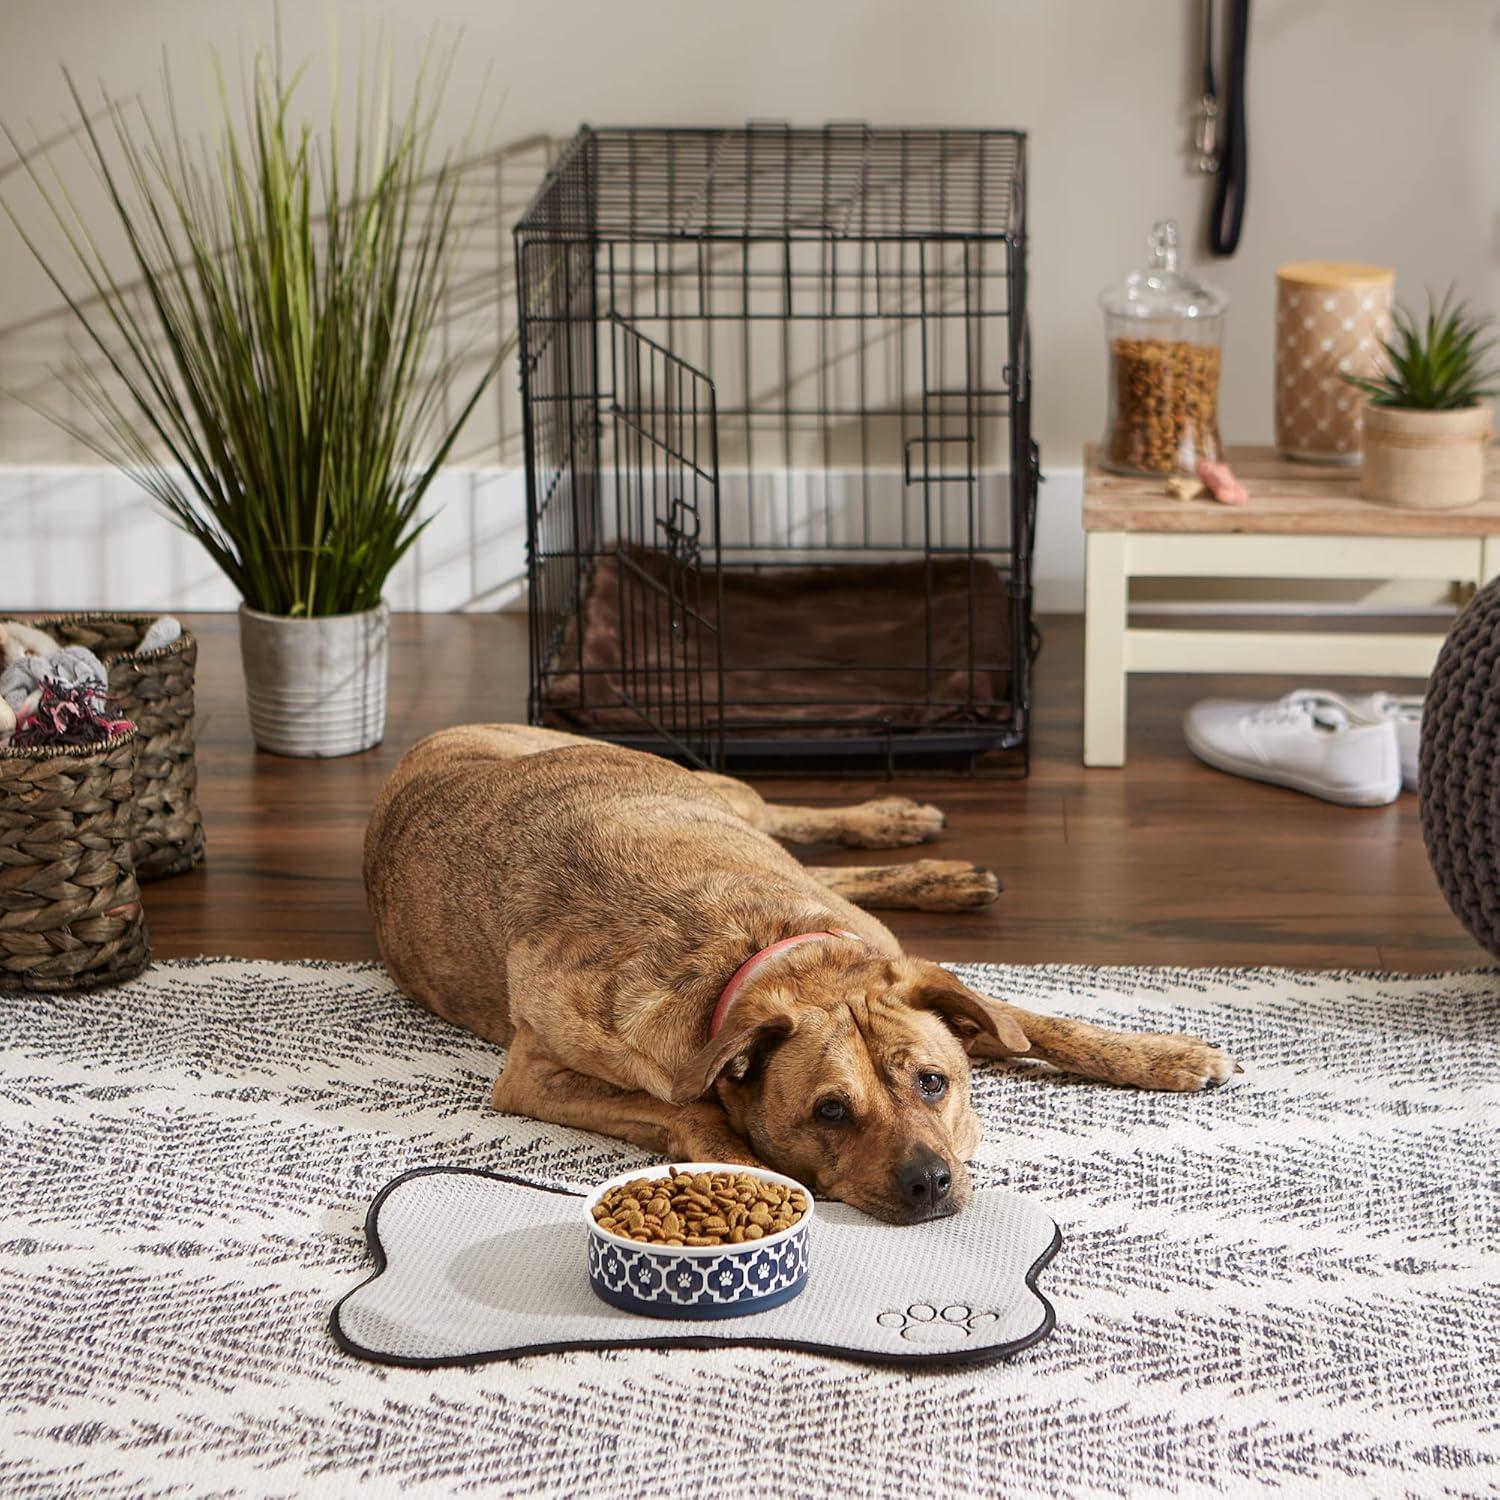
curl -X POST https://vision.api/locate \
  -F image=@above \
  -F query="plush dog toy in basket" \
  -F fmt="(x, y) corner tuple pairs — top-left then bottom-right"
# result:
(5, 615), (204, 880)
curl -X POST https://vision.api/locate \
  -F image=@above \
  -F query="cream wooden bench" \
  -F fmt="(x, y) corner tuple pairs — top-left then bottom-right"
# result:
(1082, 443), (1500, 766)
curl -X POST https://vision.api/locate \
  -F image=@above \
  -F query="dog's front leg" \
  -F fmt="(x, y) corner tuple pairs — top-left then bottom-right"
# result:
(967, 1004), (1238, 1092)
(490, 1026), (767, 1165)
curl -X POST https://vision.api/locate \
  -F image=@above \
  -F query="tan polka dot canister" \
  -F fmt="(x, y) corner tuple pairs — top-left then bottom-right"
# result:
(1275, 262), (1394, 464)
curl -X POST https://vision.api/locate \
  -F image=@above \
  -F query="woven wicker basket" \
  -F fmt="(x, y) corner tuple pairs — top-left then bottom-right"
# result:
(0, 729), (150, 992)
(31, 614), (205, 879)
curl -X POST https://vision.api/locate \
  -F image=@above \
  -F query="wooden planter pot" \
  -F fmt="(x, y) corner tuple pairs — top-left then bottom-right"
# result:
(32, 614), (205, 879)
(0, 730), (150, 993)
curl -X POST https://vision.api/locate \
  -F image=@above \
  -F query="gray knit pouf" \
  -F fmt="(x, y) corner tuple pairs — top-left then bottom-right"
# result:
(1421, 578), (1500, 959)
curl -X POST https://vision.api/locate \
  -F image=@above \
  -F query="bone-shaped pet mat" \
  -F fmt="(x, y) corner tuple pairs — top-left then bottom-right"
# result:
(331, 1167), (1061, 1369)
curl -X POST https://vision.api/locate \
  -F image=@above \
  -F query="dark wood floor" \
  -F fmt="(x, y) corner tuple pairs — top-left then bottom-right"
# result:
(140, 612), (1486, 971)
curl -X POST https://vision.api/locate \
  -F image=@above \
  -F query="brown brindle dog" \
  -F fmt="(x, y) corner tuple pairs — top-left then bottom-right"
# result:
(365, 724), (1236, 1224)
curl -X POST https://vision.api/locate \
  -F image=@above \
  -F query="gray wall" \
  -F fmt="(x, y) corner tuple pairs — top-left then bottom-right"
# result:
(0, 0), (1495, 613)
(3, 0), (1496, 460)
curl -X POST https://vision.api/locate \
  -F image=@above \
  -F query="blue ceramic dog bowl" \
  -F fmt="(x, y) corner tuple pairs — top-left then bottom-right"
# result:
(584, 1162), (813, 1320)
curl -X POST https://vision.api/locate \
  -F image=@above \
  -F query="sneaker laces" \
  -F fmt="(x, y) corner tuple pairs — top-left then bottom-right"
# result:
(1285, 688), (1396, 729)
(1367, 691), (1423, 725)
(1245, 693), (1360, 732)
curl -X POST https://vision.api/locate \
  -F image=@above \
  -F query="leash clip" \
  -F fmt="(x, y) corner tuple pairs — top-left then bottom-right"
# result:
(1195, 93), (1221, 174)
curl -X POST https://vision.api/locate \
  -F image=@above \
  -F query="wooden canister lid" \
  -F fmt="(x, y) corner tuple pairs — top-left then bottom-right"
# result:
(1276, 261), (1395, 288)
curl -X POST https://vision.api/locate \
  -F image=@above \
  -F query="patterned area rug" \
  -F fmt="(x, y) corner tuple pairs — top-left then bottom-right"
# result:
(2, 960), (1497, 1499)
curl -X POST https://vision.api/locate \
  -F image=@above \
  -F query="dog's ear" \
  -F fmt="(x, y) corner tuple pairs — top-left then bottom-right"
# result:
(904, 966), (1029, 1054)
(669, 1012), (798, 1104)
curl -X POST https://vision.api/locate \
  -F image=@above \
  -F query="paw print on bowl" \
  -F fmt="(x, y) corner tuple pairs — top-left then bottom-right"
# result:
(594, 1242), (627, 1288)
(702, 1255), (749, 1300)
(876, 1303), (1000, 1346)
(661, 1258), (708, 1303)
(626, 1256), (664, 1297)
(746, 1251), (786, 1294)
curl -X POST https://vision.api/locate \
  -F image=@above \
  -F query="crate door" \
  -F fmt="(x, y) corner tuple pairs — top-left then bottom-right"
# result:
(604, 313), (724, 768)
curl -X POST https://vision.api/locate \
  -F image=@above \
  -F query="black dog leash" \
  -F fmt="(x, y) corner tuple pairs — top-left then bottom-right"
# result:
(1200, 0), (1250, 257)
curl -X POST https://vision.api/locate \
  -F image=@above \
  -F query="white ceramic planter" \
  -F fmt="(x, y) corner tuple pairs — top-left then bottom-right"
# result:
(238, 601), (389, 757)
(1361, 403), (1492, 510)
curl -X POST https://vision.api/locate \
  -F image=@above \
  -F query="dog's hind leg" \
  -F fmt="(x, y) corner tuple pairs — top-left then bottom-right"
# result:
(490, 1025), (767, 1166)
(692, 771), (946, 849)
(814, 859), (1001, 912)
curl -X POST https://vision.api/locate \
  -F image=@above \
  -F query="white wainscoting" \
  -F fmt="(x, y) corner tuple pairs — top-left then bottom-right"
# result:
(0, 465), (1088, 614)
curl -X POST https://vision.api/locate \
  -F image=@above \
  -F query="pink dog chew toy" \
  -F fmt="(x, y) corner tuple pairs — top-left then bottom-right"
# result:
(10, 681), (134, 750)
(1197, 459), (1249, 506)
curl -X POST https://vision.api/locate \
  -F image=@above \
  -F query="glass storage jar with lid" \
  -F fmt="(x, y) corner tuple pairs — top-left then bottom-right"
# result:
(1100, 220), (1227, 476)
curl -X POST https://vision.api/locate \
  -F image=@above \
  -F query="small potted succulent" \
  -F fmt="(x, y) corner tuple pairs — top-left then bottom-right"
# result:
(1343, 290), (1498, 510)
(3, 49), (505, 756)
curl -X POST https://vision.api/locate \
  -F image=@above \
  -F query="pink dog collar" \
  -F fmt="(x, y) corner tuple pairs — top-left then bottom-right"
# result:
(710, 930), (859, 1037)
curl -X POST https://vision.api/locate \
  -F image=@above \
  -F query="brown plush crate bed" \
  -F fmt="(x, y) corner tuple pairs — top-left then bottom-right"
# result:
(538, 548), (1016, 748)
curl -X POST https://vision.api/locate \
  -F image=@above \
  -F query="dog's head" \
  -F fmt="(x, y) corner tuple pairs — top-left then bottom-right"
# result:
(670, 951), (1025, 1223)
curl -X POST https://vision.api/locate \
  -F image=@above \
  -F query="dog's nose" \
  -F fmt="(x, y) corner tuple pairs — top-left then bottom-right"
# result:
(895, 1146), (952, 1215)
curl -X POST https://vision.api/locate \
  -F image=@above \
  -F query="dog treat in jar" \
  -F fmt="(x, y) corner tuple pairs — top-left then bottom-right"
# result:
(1099, 220), (1227, 476)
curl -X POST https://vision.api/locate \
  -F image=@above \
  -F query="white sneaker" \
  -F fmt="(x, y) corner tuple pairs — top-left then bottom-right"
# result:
(1346, 691), (1422, 792)
(1183, 691), (1402, 806)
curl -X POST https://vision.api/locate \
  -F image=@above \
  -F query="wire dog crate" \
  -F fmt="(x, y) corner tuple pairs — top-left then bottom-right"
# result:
(514, 124), (1039, 772)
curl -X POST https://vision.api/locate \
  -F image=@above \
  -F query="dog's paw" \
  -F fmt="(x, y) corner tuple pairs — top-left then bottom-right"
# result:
(843, 797), (947, 848)
(902, 859), (1001, 911)
(1123, 1033), (1240, 1092)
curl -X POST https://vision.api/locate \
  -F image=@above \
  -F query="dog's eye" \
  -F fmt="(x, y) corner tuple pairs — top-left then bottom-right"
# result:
(917, 1071), (948, 1099)
(814, 1098), (849, 1123)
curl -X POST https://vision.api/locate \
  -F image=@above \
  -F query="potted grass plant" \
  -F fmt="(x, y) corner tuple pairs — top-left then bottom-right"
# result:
(1343, 290), (1499, 510)
(2, 49), (507, 755)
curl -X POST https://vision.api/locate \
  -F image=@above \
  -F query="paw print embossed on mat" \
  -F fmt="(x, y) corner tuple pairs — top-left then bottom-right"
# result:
(876, 1303), (1000, 1345)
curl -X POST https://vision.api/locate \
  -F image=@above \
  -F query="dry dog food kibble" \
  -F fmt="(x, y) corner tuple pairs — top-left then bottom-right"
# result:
(1107, 336), (1221, 475)
(591, 1168), (808, 1246)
